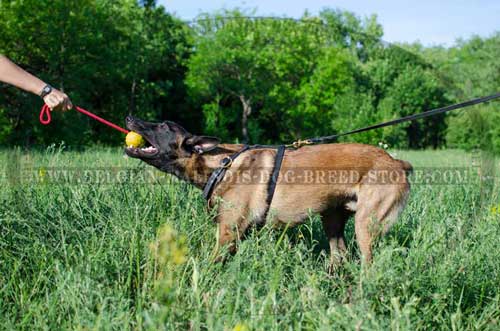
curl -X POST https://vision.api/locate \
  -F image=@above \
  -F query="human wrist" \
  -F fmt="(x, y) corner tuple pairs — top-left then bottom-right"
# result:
(39, 84), (53, 98)
(12, 66), (45, 95)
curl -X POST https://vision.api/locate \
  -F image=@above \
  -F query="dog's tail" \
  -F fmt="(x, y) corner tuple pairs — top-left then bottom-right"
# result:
(398, 159), (413, 174)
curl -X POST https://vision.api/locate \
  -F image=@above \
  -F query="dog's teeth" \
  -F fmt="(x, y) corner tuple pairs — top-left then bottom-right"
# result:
(140, 146), (157, 153)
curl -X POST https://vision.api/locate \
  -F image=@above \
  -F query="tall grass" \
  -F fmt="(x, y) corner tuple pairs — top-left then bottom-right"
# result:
(0, 147), (499, 330)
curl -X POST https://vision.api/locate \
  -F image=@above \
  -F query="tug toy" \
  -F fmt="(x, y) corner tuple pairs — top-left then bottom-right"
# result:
(125, 131), (145, 148)
(40, 103), (142, 147)
(40, 103), (130, 134)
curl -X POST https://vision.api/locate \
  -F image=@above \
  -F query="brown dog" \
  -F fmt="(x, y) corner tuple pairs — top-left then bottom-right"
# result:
(125, 116), (412, 267)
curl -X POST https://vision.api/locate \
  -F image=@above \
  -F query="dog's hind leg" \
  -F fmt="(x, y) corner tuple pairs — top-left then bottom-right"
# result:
(321, 207), (352, 272)
(354, 181), (410, 264)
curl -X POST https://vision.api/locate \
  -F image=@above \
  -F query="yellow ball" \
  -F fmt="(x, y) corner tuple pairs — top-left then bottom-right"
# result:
(125, 131), (145, 148)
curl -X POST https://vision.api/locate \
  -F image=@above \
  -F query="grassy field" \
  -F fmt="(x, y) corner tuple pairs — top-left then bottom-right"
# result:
(0, 146), (499, 330)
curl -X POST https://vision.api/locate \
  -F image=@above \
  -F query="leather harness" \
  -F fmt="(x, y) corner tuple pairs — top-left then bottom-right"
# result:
(203, 144), (286, 221)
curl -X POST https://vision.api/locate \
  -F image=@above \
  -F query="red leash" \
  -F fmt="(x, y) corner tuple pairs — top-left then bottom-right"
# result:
(40, 104), (129, 134)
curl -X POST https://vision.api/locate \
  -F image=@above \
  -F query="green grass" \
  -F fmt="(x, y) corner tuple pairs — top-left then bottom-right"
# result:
(0, 146), (499, 330)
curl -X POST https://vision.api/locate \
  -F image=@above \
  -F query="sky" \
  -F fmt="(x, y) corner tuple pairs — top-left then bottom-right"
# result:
(158, 0), (500, 46)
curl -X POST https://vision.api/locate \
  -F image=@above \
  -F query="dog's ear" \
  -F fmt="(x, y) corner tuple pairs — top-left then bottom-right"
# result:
(184, 136), (220, 154)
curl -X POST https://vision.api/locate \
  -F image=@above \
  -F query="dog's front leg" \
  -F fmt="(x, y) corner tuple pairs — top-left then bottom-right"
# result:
(212, 204), (250, 263)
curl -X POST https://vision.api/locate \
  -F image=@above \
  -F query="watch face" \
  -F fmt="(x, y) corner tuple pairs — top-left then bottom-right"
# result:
(41, 85), (52, 97)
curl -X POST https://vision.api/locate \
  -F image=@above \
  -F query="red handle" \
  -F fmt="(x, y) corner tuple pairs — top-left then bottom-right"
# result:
(40, 104), (129, 134)
(40, 104), (52, 125)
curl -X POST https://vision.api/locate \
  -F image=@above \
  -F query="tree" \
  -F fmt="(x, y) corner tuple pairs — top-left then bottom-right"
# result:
(186, 11), (279, 142)
(377, 66), (448, 148)
(1, 3), (494, 152)
(434, 34), (500, 152)
(186, 9), (382, 143)
(0, 0), (190, 146)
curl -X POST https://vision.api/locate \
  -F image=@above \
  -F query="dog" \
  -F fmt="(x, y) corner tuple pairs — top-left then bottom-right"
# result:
(125, 116), (412, 268)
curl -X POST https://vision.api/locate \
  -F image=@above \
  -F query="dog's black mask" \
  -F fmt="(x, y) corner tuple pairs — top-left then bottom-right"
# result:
(125, 116), (220, 172)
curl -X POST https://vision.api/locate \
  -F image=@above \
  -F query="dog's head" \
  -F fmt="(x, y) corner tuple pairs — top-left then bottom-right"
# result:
(125, 116), (220, 171)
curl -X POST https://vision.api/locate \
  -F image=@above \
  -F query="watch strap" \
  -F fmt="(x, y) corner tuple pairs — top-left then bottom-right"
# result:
(39, 84), (53, 98)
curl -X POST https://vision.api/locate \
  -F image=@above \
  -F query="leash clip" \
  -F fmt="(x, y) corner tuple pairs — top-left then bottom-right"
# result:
(288, 139), (313, 149)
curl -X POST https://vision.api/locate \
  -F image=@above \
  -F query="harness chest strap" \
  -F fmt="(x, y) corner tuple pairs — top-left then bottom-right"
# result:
(263, 145), (285, 219)
(203, 145), (286, 219)
(202, 145), (250, 200)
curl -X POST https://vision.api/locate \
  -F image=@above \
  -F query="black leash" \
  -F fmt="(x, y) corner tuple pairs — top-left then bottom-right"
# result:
(288, 92), (500, 148)
(203, 92), (500, 218)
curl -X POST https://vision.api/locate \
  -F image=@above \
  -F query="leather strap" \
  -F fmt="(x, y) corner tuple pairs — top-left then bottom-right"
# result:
(203, 145), (250, 200)
(203, 144), (286, 224)
(307, 92), (500, 145)
(262, 145), (285, 221)
(39, 84), (53, 98)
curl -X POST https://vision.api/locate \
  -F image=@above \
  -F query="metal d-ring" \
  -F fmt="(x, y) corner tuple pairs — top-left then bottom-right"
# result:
(220, 156), (233, 168)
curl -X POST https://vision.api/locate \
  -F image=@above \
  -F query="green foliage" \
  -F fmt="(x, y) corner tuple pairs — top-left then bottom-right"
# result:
(377, 65), (448, 148)
(186, 9), (452, 148)
(292, 47), (355, 136)
(423, 33), (500, 152)
(0, 0), (192, 146)
(0, 3), (498, 151)
(1, 148), (499, 329)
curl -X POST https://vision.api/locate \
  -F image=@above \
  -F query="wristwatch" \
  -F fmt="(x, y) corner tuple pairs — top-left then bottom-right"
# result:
(39, 84), (53, 98)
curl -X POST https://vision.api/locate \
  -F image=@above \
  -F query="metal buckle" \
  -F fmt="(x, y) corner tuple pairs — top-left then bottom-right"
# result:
(220, 156), (233, 168)
(287, 139), (313, 149)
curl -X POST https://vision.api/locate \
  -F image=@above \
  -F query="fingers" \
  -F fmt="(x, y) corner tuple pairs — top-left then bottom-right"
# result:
(43, 94), (59, 110)
(66, 98), (73, 110)
(60, 92), (72, 111)
(43, 89), (73, 111)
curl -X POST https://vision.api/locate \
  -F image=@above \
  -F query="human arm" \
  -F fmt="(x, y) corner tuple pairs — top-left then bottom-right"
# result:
(0, 55), (72, 111)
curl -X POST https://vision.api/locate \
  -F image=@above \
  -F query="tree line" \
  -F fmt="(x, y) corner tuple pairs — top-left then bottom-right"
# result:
(0, 1), (498, 151)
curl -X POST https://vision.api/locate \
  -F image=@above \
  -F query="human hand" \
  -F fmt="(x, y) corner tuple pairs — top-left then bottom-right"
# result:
(43, 88), (73, 111)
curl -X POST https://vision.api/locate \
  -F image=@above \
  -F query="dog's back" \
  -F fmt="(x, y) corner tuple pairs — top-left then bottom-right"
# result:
(225, 143), (412, 265)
